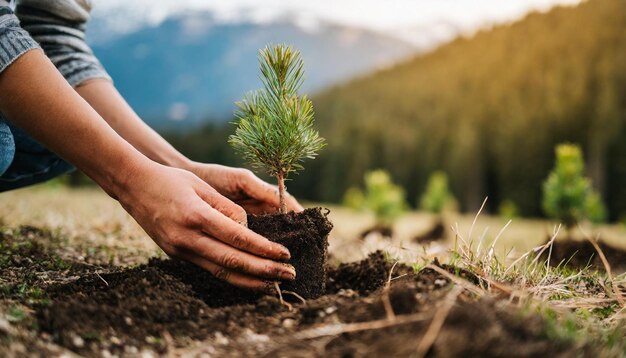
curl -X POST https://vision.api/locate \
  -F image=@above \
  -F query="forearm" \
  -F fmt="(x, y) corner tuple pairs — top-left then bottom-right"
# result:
(0, 50), (151, 197)
(76, 80), (193, 170)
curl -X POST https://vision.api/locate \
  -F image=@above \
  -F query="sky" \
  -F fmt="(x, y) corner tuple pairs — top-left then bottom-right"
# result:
(92, 0), (583, 46)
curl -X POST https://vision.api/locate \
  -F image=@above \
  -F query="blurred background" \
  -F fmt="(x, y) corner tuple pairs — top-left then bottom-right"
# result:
(80, 0), (624, 222)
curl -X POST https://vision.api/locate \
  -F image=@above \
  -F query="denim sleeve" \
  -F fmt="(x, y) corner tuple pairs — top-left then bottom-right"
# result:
(15, 0), (111, 87)
(0, 5), (41, 75)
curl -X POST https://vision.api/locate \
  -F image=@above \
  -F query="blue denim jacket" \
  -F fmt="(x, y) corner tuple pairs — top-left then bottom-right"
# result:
(0, 0), (110, 190)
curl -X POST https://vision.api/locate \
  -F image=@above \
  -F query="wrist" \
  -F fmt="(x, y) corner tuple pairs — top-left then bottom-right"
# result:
(91, 150), (155, 201)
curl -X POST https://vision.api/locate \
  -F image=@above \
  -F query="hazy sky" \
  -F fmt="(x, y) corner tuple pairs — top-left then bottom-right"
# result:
(92, 0), (582, 46)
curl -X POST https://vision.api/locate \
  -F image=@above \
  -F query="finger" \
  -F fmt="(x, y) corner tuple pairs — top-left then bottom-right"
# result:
(178, 234), (296, 280)
(284, 191), (304, 212)
(200, 206), (291, 261)
(237, 199), (277, 215)
(240, 174), (281, 210)
(179, 250), (275, 291)
(196, 184), (248, 226)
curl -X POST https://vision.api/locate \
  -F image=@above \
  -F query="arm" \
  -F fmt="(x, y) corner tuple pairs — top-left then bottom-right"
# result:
(0, 50), (295, 290)
(76, 79), (303, 214)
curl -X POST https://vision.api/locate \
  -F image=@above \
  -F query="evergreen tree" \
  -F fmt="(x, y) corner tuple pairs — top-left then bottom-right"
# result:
(344, 170), (408, 227)
(419, 171), (455, 214)
(542, 143), (607, 228)
(229, 44), (325, 213)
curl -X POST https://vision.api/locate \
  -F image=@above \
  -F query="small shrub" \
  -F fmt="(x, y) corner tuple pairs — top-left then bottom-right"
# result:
(542, 143), (606, 228)
(419, 171), (456, 214)
(498, 199), (519, 220)
(343, 169), (408, 227)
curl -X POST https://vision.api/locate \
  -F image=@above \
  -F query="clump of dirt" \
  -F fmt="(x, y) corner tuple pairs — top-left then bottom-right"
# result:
(248, 207), (333, 299)
(413, 220), (446, 244)
(360, 225), (394, 239)
(545, 240), (626, 273)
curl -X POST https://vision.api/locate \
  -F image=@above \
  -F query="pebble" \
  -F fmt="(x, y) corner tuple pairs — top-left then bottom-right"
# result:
(140, 350), (156, 358)
(71, 335), (85, 348)
(434, 279), (448, 287)
(325, 306), (337, 315)
(214, 332), (229, 345)
(282, 318), (296, 329)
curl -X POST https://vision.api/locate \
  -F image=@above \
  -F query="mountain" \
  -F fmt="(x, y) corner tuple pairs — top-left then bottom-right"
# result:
(292, 0), (624, 217)
(87, 14), (416, 129)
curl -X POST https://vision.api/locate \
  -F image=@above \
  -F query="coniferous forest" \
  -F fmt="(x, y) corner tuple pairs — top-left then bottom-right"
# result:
(166, 0), (626, 219)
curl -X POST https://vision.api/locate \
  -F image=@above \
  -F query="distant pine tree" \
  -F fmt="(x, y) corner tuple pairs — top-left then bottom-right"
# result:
(542, 144), (606, 229)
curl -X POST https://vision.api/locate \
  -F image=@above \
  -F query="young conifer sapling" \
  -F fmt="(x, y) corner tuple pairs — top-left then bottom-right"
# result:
(230, 44), (325, 213)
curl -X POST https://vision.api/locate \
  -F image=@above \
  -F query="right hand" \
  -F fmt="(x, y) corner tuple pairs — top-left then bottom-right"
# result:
(115, 162), (296, 290)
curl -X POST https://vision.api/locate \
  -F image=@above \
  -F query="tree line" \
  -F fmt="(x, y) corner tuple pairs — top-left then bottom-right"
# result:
(165, 0), (626, 219)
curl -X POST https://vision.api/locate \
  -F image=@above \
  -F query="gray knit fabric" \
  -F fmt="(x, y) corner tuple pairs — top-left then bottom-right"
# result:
(0, 0), (110, 87)
(0, 4), (41, 74)
(15, 0), (111, 86)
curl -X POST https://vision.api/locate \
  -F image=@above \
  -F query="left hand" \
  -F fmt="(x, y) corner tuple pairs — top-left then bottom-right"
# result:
(189, 163), (304, 214)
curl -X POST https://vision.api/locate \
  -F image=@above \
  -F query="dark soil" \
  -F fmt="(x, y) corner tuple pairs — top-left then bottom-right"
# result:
(360, 225), (393, 239)
(1, 225), (593, 357)
(544, 239), (626, 273)
(32, 253), (589, 357)
(248, 207), (333, 299)
(413, 220), (446, 244)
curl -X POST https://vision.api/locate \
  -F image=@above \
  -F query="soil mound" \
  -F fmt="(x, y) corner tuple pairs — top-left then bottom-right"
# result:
(545, 240), (626, 273)
(34, 251), (589, 357)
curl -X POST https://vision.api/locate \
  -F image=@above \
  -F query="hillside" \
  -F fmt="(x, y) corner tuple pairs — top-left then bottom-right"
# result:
(301, 0), (626, 217)
(88, 15), (415, 129)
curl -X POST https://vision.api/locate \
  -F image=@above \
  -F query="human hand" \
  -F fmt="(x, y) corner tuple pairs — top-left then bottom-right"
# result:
(189, 163), (303, 214)
(116, 162), (296, 290)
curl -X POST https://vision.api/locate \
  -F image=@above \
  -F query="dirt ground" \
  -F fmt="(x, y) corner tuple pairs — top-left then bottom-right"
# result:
(0, 224), (598, 357)
(1, 188), (625, 357)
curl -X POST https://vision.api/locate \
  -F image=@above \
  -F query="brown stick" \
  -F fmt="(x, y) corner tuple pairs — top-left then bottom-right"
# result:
(382, 262), (398, 321)
(415, 287), (462, 358)
(294, 312), (431, 340)
(277, 172), (286, 214)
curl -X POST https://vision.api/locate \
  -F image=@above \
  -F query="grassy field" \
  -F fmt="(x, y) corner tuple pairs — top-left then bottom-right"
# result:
(1, 186), (626, 356)
(3, 186), (626, 264)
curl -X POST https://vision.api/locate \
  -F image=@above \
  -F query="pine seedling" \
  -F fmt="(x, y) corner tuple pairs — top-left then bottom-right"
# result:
(542, 143), (606, 229)
(229, 44), (325, 213)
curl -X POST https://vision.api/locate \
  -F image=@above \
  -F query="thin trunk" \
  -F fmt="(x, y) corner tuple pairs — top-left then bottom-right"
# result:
(277, 172), (286, 214)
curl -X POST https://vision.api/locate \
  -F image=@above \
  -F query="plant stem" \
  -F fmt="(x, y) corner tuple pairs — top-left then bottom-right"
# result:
(277, 172), (286, 214)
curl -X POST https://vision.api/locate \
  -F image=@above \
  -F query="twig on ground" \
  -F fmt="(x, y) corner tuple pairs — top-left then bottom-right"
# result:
(293, 311), (431, 340)
(274, 282), (293, 311)
(415, 286), (462, 358)
(95, 271), (108, 286)
(425, 264), (484, 297)
(382, 261), (399, 321)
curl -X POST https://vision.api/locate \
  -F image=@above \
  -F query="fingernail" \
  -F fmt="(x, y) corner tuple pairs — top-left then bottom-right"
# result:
(280, 270), (296, 281)
(278, 245), (291, 260)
